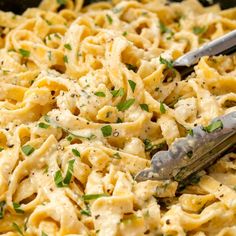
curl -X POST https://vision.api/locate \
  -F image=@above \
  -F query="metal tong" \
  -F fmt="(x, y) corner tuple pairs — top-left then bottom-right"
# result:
(136, 112), (236, 182)
(136, 31), (236, 182)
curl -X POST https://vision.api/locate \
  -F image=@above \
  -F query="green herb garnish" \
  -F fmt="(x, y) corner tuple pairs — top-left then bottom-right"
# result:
(160, 102), (166, 114)
(110, 88), (124, 97)
(64, 44), (72, 50)
(54, 170), (64, 187)
(101, 125), (112, 137)
(13, 202), (24, 214)
(203, 120), (223, 133)
(63, 55), (68, 63)
(117, 99), (135, 111)
(95, 91), (106, 97)
(0, 147), (4, 152)
(193, 26), (207, 35)
(38, 122), (49, 129)
(140, 104), (149, 112)
(12, 222), (24, 236)
(44, 115), (50, 123)
(0, 201), (5, 219)
(126, 64), (138, 72)
(72, 148), (80, 157)
(123, 31), (127, 36)
(42, 231), (48, 236)
(19, 49), (30, 58)
(82, 194), (108, 201)
(21, 145), (35, 156)
(57, 0), (66, 5)
(63, 159), (76, 185)
(112, 152), (121, 159)
(188, 129), (194, 136)
(128, 80), (136, 93)
(81, 209), (91, 216)
(159, 56), (173, 69)
(106, 14), (113, 24)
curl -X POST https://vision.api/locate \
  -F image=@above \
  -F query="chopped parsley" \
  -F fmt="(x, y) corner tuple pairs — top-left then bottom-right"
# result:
(81, 209), (91, 216)
(203, 120), (223, 133)
(126, 63), (138, 72)
(159, 56), (173, 69)
(95, 91), (106, 97)
(0, 147), (4, 152)
(54, 170), (64, 187)
(63, 55), (68, 63)
(82, 193), (108, 201)
(21, 145), (35, 156)
(57, 0), (66, 5)
(160, 102), (166, 114)
(116, 99), (135, 111)
(123, 31), (127, 36)
(143, 139), (153, 151)
(193, 26), (207, 35)
(12, 222), (24, 236)
(128, 80), (136, 93)
(0, 201), (5, 219)
(140, 104), (149, 112)
(101, 125), (112, 137)
(63, 159), (76, 185)
(159, 22), (174, 39)
(41, 231), (48, 236)
(38, 122), (49, 129)
(110, 88), (124, 97)
(112, 152), (121, 159)
(19, 49), (30, 58)
(106, 14), (113, 24)
(64, 43), (72, 50)
(188, 129), (194, 136)
(72, 148), (80, 157)
(54, 159), (75, 187)
(13, 202), (24, 214)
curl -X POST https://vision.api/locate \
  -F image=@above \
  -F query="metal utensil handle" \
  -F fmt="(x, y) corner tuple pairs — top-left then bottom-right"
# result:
(174, 30), (236, 67)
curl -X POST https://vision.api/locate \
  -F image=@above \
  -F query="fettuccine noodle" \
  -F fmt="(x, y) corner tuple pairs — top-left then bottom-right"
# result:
(0, 0), (235, 235)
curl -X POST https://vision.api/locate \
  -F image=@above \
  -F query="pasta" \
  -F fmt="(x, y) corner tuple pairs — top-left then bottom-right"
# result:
(0, 0), (235, 235)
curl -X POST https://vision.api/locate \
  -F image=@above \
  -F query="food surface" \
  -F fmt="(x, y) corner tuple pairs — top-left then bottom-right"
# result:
(0, 0), (235, 235)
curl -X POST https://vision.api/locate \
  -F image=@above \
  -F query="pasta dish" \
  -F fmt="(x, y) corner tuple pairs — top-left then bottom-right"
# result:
(0, 0), (235, 235)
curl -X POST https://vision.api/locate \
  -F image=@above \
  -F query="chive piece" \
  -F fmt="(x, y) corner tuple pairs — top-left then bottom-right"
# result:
(0, 201), (6, 219)
(12, 222), (24, 236)
(81, 209), (91, 216)
(116, 117), (123, 123)
(140, 104), (149, 112)
(123, 31), (127, 36)
(54, 170), (64, 188)
(159, 56), (173, 69)
(63, 159), (75, 185)
(0, 147), (4, 152)
(72, 148), (80, 157)
(203, 120), (223, 133)
(66, 135), (74, 142)
(19, 49), (30, 58)
(126, 64), (138, 72)
(38, 122), (49, 129)
(186, 150), (193, 158)
(63, 55), (68, 63)
(57, 0), (66, 5)
(22, 145), (35, 156)
(159, 22), (174, 39)
(117, 99), (135, 111)
(112, 152), (121, 159)
(82, 194), (108, 201)
(193, 26), (206, 35)
(160, 102), (166, 114)
(110, 88), (124, 97)
(143, 139), (153, 151)
(44, 115), (50, 123)
(128, 80), (136, 93)
(13, 202), (24, 214)
(106, 14), (113, 24)
(94, 91), (106, 97)
(64, 44), (72, 50)
(42, 231), (48, 236)
(101, 125), (112, 137)
(188, 129), (194, 136)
